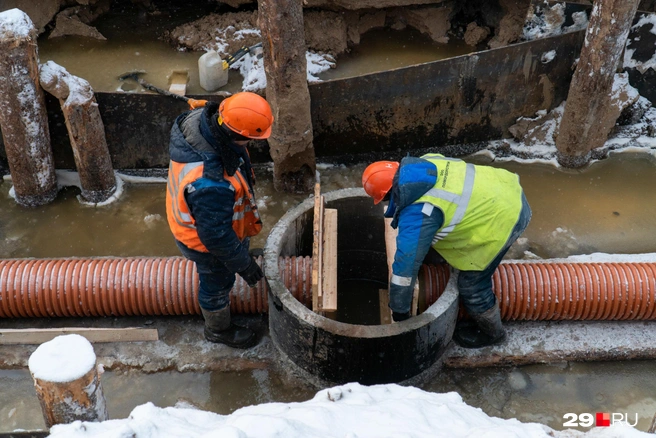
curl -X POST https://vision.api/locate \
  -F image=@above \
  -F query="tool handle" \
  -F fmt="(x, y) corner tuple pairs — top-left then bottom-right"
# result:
(138, 79), (190, 103)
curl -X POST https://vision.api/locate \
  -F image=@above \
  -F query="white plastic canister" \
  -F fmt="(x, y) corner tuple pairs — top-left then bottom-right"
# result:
(198, 51), (228, 91)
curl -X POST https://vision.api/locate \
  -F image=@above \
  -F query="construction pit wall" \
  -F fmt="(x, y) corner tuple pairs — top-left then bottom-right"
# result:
(5, 1), (656, 173)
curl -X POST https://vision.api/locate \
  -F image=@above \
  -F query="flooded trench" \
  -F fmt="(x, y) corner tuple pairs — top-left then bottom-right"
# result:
(2, 152), (655, 259)
(2, 152), (656, 433)
(3, 2), (656, 433)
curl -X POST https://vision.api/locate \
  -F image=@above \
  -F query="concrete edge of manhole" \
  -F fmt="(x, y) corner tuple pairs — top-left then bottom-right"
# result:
(264, 188), (459, 385)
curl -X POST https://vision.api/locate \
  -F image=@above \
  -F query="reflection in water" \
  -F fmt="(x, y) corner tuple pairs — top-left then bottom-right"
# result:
(496, 152), (656, 258)
(426, 361), (656, 432)
(3, 361), (656, 433)
(1, 153), (655, 259)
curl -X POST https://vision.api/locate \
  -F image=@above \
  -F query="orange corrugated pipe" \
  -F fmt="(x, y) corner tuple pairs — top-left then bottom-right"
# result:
(1, 258), (655, 320)
(0, 256), (311, 318)
(421, 262), (656, 320)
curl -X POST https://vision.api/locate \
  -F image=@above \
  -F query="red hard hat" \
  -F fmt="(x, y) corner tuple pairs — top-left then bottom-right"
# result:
(362, 161), (399, 204)
(218, 92), (274, 139)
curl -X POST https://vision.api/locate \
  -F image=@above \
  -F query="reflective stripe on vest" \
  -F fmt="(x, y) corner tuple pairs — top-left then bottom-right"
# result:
(166, 160), (262, 253)
(167, 161), (203, 230)
(417, 153), (522, 271)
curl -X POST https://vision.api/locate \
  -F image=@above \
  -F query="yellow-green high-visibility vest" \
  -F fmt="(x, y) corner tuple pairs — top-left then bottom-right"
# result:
(416, 153), (523, 271)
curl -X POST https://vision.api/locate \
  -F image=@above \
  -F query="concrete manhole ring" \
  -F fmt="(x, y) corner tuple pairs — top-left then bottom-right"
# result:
(264, 188), (459, 385)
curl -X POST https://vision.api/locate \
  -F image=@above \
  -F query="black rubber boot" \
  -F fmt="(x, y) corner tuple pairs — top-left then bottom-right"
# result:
(452, 302), (506, 349)
(201, 307), (257, 349)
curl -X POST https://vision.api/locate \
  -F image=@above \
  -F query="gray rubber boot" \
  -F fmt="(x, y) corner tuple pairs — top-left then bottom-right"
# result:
(452, 302), (506, 349)
(201, 306), (256, 349)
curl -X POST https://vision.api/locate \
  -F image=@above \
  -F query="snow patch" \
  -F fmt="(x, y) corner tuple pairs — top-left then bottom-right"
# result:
(28, 334), (96, 383)
(45, 383), (650, 437)
(0, 9), (34, 39)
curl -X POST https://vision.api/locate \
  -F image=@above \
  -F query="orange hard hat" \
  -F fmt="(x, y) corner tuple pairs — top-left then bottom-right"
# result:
(218, 92), (274, 139)
(362, 161), (399, 204)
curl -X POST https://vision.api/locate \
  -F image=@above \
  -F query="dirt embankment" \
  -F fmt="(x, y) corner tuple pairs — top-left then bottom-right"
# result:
(165, 5), (457, 57)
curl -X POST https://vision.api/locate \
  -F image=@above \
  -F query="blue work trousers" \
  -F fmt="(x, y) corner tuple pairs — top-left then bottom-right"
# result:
(457, 193), (532, 315)
(176, 240), (248, 311)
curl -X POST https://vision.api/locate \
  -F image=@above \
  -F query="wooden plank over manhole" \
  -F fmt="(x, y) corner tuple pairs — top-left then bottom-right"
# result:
(321, 208), (338, 312)
(0, 327), (159, 345)
(311, 182), (324, 312)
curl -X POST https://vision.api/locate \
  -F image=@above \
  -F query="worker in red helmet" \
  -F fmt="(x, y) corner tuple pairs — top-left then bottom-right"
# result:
(362, 154), (532, 348)
(166, 92), (274, 349)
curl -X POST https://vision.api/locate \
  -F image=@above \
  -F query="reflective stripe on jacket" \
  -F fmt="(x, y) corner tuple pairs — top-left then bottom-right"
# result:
(166, 160), (262, 252)
(417, 153), (523, 270)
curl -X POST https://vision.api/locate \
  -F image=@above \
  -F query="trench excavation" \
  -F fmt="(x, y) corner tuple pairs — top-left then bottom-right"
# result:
(1, 256), (655, 321)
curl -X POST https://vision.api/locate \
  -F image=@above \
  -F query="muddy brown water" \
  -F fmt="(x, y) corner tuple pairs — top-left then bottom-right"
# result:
(2, 152), (655, 259)
(3, 361), (656, 433)
(8, 6), (656, 431)
(37, 8), (473, 95)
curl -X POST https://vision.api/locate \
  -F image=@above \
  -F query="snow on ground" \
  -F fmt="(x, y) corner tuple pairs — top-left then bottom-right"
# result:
(624, 14), (656, 73)
(229, 49), (335, 91)
(483, 72), (656, 166)
(45, 382), (649, 438)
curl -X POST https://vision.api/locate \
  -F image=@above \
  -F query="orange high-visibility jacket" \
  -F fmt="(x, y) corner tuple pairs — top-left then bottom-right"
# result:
(166, 160), (262, 252)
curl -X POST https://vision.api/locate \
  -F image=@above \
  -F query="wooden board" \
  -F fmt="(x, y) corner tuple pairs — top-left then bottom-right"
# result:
(379, 289), (392, 325)
(0, 327), (159, 345)
(321, 208), (338, 312)
(311, 183), (323, 312)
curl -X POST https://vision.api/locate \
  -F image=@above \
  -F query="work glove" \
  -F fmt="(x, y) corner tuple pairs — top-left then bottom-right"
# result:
(187, 98), (208, 110)
(238, 257), (264, 287)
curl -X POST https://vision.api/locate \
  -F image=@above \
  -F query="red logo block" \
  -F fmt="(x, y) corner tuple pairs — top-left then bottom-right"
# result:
(596, 412), (611, 427)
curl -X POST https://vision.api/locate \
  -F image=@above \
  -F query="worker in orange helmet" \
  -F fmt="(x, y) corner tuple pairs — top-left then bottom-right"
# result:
(166, 92), (274, 349)
(362, 154), (532, 348)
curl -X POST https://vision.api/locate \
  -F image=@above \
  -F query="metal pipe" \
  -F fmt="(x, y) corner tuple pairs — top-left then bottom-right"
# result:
(1, 258), (655, 320)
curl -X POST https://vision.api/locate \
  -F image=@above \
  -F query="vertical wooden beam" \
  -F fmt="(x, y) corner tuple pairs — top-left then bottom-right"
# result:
(555, 0), (640, 168)
(311, 183), (323, 312)
(0, 9), (57, 207)
(257, 0), (316, 193)
(321, 208), (338, 312)
(39, 61), (116, 204)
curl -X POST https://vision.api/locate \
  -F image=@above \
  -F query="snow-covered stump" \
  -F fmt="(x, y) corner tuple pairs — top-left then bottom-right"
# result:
(39, 61), (116, 204)
(555, 0), (640, 168)
(258, 0), (316, 194)
(28, 334), (108, 428)
(0, 9), (58, 207)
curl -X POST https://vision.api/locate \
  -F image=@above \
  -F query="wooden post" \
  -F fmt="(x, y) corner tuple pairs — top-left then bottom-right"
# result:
(0, 9), (58, 207)
(555, 0), (640, 168)
(28, 334), (108, 427)
(312, 183), (324, 312)
(39, 61), (116, 204)
(257, 0), (316, 193)
(321, 208), (338, 313)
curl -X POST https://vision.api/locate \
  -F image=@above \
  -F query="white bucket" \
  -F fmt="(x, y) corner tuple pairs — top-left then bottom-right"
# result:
(198, 51), (228, 92)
